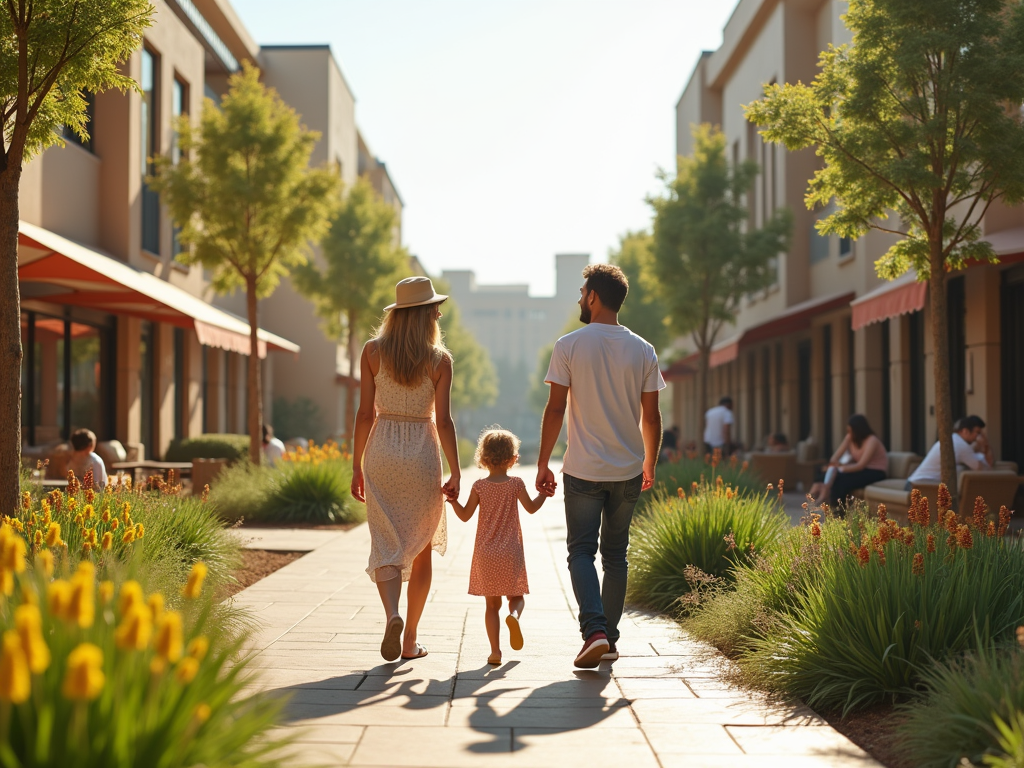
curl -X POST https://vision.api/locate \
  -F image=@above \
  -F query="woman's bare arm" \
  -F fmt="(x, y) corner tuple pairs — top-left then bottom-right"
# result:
(350, 343), (378, 502)
(841, 435), (879, 473)
(828, 434), (851, 466)
(433, 355), (461, 500)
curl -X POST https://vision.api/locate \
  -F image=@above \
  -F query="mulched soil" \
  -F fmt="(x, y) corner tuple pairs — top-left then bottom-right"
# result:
(822, 705), (912, 768)
(222, 549), (305, 598)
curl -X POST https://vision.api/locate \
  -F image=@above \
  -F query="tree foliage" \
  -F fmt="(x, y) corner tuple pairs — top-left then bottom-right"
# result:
(647, 123), (791, 421)
(0, 0), (152, 515)
(529, 314), (583, 415)
(435, 284), (498, 414)
(292, 176), (408, 436)
(151, 62), (340, 463)
(610, 230), (671, 353)
(745, 0), (1024, 489)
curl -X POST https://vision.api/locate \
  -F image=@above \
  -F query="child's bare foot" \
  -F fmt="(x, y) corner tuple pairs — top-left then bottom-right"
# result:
(487, 651), (501, 665)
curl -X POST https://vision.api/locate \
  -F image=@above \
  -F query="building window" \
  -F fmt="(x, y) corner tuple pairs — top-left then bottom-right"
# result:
(171, 76), (189, 257)
(141, 47), (160, 255)
(839, 236), (852, 257)
(63, 92), (95, 153)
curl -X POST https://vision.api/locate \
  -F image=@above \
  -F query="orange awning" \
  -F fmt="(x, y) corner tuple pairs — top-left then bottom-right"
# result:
(709, 335), (740, 368)
(850, 273), (926, 331)
(18, 221), (299, 359)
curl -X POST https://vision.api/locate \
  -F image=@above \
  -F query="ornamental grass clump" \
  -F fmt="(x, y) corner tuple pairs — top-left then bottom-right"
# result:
(735, 489), (1024, 713)
(627, 478), (789, 613)
(0, 534), (289, 767)
(649, 450), (763, 504)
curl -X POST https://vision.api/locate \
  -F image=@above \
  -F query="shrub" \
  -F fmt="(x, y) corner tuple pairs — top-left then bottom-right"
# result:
(164, 434), (250, 463)
(703, 491), (1024, 714)
(626, 481), (789, 613)
(205, 462), (275, 524)
(897, 644), (1024, 768)
(0, 538), (289, 768)
(271, 395), (324, 442)
(651, 453), (764, 503)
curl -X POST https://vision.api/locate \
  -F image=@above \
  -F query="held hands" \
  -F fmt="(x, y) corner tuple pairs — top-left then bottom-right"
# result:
(535, 465), (557, 497)
(442, 474), (460, 502)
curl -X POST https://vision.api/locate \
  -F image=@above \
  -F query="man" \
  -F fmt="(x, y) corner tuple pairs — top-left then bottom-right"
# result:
(262, 424), (286, 466)
(68, 428), (108, 490)
(536, 264), (665, 669)
(704, 396), (734, 455)
(907, 415), (994, 487)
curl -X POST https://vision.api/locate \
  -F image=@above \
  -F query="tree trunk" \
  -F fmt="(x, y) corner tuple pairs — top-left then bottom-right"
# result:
(928, 244), (957, 496)
(246, 279), (263, 465)
(698, 344), (710, 451)
(344, 309), (359, 443)
(0, 169), (23, 515)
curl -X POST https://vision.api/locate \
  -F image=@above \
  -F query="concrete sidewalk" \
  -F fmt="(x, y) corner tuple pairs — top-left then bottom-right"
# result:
(231, 468), (879, 768)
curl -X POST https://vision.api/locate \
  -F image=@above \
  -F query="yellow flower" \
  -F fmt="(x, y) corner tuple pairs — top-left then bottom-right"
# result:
(134, 523), (145, 540)
(15, 605), (50, 674)
(0, 631), (30, 704)
(47, 580), (71, 619)
(33, 530), (42, 549)
(110, 519), (119, 531)
(114, 604), (152, 651)
(147, 593), (164, 623)
(175, 656), (199, 684)
(35, 550), (53, 578)
(45, 523), (62, 548)
(187, 636), (209, 661)
(154, 612), (183, 662)
(81, 542), (93, 554)
(194, 702), (211, 723)
(0, 571), (12, 597)
(118, 581), (143, 615)
(67, 573), (95, 629)
(121, 502), (131, 523)
(101, 508), (110, 523)
(98, 580), (114, 605)
(122, 530), (135, 544)
(182, 562), (208, 599)
(1, 533), (26, 574)
(100, 532), (113, 551)
(83, 504), (95, 520)
(62, 643), (104, 701)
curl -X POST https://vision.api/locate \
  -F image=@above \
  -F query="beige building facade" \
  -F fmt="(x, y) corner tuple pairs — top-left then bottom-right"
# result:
(670, 0), (1024, 469)
(17, 0), (401, 457)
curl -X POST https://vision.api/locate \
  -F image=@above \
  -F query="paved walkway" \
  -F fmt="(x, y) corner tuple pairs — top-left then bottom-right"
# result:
(232, 467), (879, 768)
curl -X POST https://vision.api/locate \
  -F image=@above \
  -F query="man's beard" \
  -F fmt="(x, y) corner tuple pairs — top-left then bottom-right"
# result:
(579, 303), (591, 324)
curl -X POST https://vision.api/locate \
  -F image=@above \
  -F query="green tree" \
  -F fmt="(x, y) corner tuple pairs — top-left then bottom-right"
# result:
(151, 63), (339, 465)
(529, 314), (583, 415)
(435, 286), (498, 414)
(0, 0), (152, 512)
(610, 230), (671, 353)
(745, 0), (1024, 491)
(647, 123), (791, 429)
(292, 176), (407, 437)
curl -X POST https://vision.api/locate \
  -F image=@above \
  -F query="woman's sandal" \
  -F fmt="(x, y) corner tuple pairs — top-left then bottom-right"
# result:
(401, 643), (429, 660)
(380, 615), (404, 661)
(487, 652), (502, 665)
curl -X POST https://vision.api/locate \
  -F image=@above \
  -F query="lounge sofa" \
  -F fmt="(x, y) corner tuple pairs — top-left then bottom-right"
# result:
(865, 464), (1021, 524)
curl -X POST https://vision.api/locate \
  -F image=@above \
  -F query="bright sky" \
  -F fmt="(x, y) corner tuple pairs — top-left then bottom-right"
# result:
(232, 0), (737, 296)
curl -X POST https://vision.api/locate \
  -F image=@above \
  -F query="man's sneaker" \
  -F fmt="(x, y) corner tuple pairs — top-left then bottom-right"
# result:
(601, 643), (619, 661)
(574, 632), (610, 668)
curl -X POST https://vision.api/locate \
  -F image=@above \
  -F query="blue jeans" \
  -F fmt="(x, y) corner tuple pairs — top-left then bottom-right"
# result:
(563, 473), (644, 644)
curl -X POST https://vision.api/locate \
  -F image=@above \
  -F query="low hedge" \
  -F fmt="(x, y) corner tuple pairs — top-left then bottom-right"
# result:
(164, 434), (250, 463)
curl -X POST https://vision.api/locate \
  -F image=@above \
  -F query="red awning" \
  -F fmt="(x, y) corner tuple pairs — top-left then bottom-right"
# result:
(18, 221), (299, 358)
(740, 291), (856, 344)
(850, 273), (926, 331)
(662, 355), (697, 381)
(709, 335), (740, 368)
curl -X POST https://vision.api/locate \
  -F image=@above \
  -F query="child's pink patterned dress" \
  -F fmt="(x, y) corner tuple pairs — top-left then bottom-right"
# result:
(468, 477), (530, 597)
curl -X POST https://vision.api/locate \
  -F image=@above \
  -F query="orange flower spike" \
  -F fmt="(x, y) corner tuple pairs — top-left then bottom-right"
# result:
(927, 534), (936, 553)
(878, 525), (891, 545)
(691, 481), (698, 494)
(988, 521), (997, 538)
(876, 547), (886, 566)
(778, 479), (784, 497)
(711, 448), (722, 468)
(877, 504), (888, 523)
(957, 524), (974, 550)
(937, 483), (953, 513)
(912, 553), (925, 576)
(999, 506), (1012, 538)
(857, 544), (870, 567)
(972, 496), (988, 530)
(921, 496), (931, 526)
(741, 460), (749, 472)
(810, 520), (822, 538)
(676, 487), (684, 499)
(903, 531), (914, 548)
(944, 510), (959, 534)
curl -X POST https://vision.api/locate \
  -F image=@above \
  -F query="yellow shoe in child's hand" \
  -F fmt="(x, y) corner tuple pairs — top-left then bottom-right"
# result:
(506, 614), (524, 651)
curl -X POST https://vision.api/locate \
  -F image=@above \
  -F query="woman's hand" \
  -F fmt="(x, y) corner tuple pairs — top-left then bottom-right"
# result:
(351, 467), (366, 503)
(442, 473), (461, 502)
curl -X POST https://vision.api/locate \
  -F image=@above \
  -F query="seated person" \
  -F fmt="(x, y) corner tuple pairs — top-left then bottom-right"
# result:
(67, 429), (108, 490)
(766, 433), (790, 453)
(659, 426), (679, 463)
(809, 414), (887, 511)
(907, 415), (993, 488)
(262, 424), (286, 466)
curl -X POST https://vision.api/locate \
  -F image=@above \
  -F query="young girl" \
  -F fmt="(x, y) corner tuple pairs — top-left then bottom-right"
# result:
(448, 428), (548, 665)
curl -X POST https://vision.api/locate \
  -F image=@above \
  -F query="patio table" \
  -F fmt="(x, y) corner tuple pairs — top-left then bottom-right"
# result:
(111, 460), (193, 485)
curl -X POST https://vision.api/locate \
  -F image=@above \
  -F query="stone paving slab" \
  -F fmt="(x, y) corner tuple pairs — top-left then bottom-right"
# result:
(227, 528), (347, 552)
(230, 465), (881, 767)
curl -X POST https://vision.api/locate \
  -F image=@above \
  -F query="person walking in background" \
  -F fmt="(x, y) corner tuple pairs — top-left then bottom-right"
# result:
(351, 277), (461, 662)
(908, 415), (993, 487)
(68, 429), (107, 490)
(815, 414), (888, 511)
(262, 424), (286, 466)
(448, 428), (550, 666)
(704, 396), (734, 456)
(536, 264), (665, 669)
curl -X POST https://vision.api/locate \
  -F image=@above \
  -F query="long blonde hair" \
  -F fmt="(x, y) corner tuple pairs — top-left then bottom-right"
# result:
(374, 302), (452, 386)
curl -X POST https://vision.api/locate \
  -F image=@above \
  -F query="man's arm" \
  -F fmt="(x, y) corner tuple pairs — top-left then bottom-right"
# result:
(955, 435), (986, 470)
(640, 390), (663, 491)
(536, 383), (568, 495)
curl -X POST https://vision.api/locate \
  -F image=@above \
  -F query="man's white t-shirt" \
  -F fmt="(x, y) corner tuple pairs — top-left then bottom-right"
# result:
(703, 404), (734, 447)
(908, 433), (989, 484)
(545, 323), (665, 482)
(263, 437), (286, 466)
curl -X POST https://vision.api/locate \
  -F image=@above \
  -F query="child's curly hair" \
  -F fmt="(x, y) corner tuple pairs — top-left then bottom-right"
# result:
(475, 428), (521, 471)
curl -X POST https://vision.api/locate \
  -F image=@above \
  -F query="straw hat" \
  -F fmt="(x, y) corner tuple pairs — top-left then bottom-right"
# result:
(384, 276), (448, 311)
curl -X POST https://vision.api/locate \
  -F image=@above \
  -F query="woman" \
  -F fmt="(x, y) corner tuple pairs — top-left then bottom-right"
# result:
(351, 276), (461, 662)
(815, 414), (888, 512)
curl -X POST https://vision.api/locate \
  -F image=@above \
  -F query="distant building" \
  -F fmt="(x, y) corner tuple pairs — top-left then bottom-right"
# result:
(442, 253), (589, 375)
